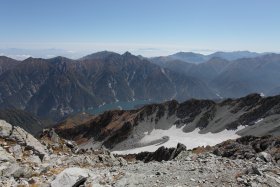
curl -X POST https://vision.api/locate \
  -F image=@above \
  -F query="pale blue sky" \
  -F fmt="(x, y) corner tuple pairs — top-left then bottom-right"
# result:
(0, 0), (280, 58)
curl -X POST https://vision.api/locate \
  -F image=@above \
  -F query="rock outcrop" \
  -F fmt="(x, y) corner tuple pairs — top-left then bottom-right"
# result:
(213, 135), (280, 163)
(135, 143), (186, 162)
(0, 120), (128, 186)
(0, 120), (47, 159)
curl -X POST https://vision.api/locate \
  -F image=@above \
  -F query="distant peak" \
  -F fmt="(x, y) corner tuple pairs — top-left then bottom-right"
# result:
(49, 56), (72, 61)
(122, 51), (132, 56)
(80, 51), (119, 60)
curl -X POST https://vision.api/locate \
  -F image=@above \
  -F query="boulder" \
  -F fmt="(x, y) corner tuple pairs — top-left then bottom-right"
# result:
(0, 163), (32, 178)
(257, 152), (273, 162)
(26, 155), (42, 164)
(51, 167), (90, 187)
(8, 144), (23, 160)
(212, 136), (280, 162)
(0, 147), (15, 162)
(49, 129), (60, 144)
(0, 120), (13, 137)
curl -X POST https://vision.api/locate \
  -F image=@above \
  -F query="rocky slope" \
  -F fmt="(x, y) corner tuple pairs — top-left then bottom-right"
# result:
(0, 120), (128, 186)
(1, 119), (280, 186)
(53, 94), (280, 154)
(0, 52), (216, 121)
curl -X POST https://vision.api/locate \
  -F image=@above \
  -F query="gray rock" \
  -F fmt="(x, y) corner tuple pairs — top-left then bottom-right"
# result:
(50, 129), (60, 144)
(8, 144), (23, 160)
(27, 155), (42, 164)
(0, 120), (48, 159)
(258, 152), (273, 162)
(0, 120), (13, 137)
(118, 157), (127, 166)
(190, 178), (196, 182)
(0, 177), (17, 186)
(247, 166), (263, 176)
(1, 163), (32, 178)
(51, 167), (90, 187)
(0, 147), (15, 162)
(0, 162), (10, 176)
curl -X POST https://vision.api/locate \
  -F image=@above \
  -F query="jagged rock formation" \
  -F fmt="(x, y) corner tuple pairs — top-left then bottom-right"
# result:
(135, 143), (186, 162)
(54, 94), (280, 153)
(0, 120), (47, 159)
(213, 135), (280, 162)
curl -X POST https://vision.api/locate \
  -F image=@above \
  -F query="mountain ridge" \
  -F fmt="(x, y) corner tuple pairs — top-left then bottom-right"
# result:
(0, 52), (216, 121)
(151, 50), (270, 64)
(1, 51), (280, 122)
(53, 93), (280, 154)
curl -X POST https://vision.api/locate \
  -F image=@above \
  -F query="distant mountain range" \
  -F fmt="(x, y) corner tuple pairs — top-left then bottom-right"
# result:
(151, 51), (267, 64)
(0, 52), (215, 121)
(150, 53), (280, 98)
(0, 50), (280, 121)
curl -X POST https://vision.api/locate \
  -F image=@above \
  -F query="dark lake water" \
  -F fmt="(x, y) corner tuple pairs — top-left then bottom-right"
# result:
(87, 100), (155, 115)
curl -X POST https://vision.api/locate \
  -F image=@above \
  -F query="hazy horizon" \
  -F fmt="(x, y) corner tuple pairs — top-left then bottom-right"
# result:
(0, 48), (278, 60)
(1, 0), (280, 59)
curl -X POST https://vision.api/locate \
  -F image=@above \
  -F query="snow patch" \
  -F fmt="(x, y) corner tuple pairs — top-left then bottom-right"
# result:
(112, 125), (244, 154)
(98, 102), (106, 108)
(255, 118), (264, 124)
(108, 81), (118, 102)
(128, 71), (136, 86)
(216, 93), (223, 99)
(108, 82), (112, 89)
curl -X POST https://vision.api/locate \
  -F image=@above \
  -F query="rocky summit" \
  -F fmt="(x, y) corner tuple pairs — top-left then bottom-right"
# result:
(1, 119), (280, 186)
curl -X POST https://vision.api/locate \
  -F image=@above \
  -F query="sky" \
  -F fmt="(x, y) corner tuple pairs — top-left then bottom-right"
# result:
(0, 0), (280, 59)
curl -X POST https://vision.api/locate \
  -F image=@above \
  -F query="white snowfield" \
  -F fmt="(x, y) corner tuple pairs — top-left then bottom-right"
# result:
(112, 125), (244, 154)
